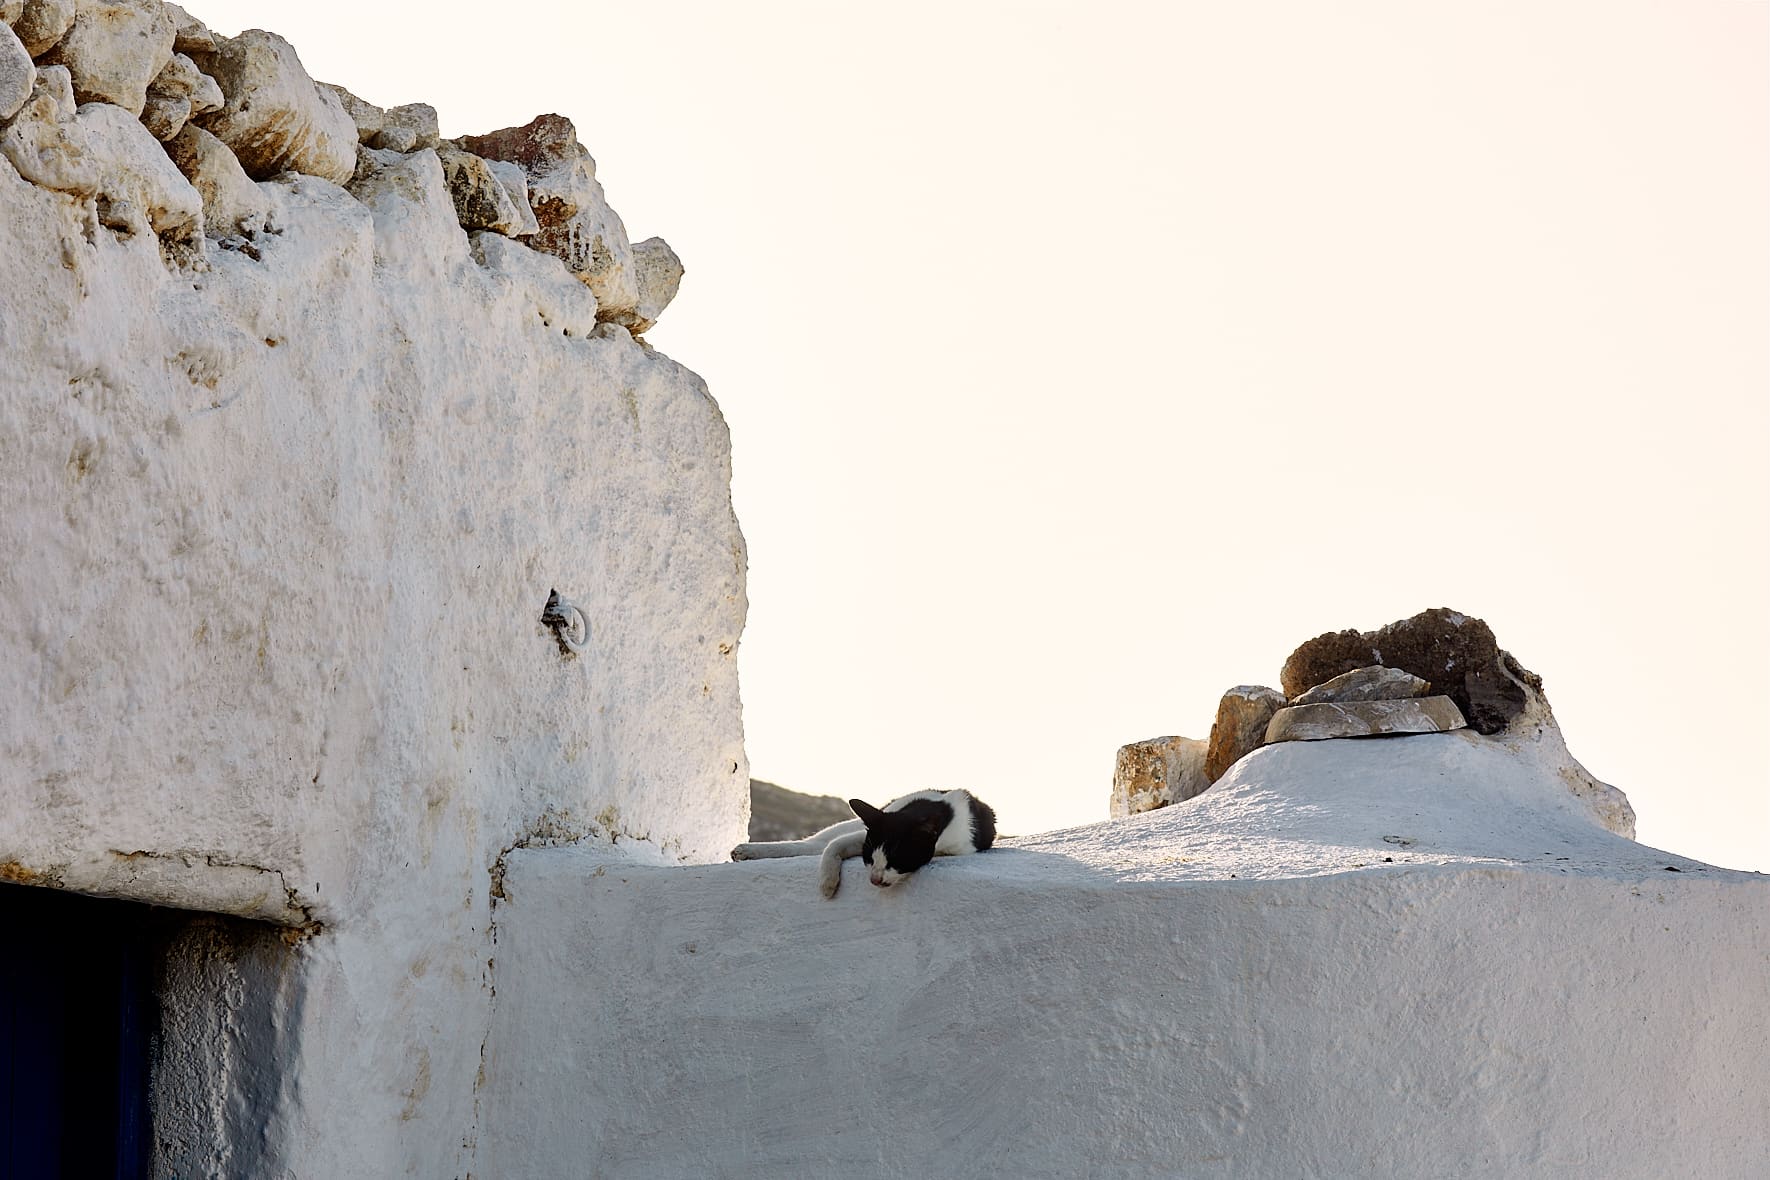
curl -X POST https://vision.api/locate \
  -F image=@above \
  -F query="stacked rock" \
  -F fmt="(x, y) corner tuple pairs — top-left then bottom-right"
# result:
(1108, 736), (1209, 819)
(0, 3), (682, 331)
(1263, 666), (1466, 743)
(1110, 609), (1540, 818)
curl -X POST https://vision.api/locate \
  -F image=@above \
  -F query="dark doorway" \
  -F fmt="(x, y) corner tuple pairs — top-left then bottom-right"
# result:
(0, 883), (165, 1179)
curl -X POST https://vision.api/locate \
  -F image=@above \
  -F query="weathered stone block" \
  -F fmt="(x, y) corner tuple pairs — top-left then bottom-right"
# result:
(78, 99), (201, 241)
(373, 101), (437, 152)
(0, 65), (96, 195)
(1204, 685), (1287, 782)
(163, 121), (267, 235)
(137, 89), (184, 139)
(37, 0), (174, 116)
(483, 157), (538, 235)
(1110, 735), (1210, 818)
(0, 21), (32, 121)
(319, 80), (383, 144)
(461, 112), (640, 323)
(437, 144), (529, 235)
(11, 0), (75, 58)
(621, 235), (684, 334)
(1293, 665), (1432, 706)
(190, 29), (357, 184)
(1264, 696), (1468, 743)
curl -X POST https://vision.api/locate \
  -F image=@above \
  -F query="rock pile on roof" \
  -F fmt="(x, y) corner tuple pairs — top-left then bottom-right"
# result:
(1110, 607), (1635, 837)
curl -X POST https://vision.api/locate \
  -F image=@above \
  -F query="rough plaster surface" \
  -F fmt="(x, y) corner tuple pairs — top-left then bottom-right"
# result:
(0, 136), (747, 1173)
(485, 732), (1769, 1179)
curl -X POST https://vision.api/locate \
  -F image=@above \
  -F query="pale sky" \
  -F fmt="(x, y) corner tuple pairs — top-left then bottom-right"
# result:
(200, 1), (1768, 870)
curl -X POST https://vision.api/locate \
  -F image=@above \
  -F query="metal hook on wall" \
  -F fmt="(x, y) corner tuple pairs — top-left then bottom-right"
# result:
(541, 589), (590, 656)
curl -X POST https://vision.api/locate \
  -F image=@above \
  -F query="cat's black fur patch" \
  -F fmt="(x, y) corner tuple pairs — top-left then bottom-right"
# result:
(969, 797), (997, 851)
(855, 799), (949, 874)
(850, 793), (996, 878)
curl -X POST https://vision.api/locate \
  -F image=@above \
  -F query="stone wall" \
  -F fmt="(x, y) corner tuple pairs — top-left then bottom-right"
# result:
(1, 5), (747, 1174)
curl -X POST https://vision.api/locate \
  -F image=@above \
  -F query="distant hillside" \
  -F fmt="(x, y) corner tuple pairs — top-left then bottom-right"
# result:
(749, 780), (855, 841)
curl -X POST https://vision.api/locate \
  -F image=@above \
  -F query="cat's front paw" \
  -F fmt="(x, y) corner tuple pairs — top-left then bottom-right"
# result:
(730, 843), (760, 861)
(818, 868), (842, 899)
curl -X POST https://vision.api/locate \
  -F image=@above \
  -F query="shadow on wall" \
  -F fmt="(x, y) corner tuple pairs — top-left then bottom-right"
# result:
(0, 883), (303, 1179)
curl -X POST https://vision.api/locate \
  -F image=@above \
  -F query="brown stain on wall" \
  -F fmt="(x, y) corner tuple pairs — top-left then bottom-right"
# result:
(400, 1048), (432, 1121)
(0, 860), (58, 886)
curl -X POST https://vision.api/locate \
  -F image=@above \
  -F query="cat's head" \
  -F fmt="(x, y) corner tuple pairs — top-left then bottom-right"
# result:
(849, 798), (943, 888)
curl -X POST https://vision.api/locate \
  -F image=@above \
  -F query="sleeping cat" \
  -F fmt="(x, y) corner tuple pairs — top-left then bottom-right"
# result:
(730, 789), (997, 898)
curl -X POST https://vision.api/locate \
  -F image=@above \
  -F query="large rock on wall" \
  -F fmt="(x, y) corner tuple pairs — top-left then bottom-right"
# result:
(162, 119), (264, 234)
(0, 22), (33, 119)
(460, 113), (643, 326)
(1110, 734), (1210, 817)
(1204, 684), (1286, 782)
(11, 0), (77, 58)
(1292, 664), (1431, 705)
(1264, 696), (1468, 743)
(188, 28), (356, 183)
(78, 98), (200, 241)
(36, 0), (173, 115)
(0, 85), (747, 1175)
(0, 64), (97, 194)
(1281, 608), (1537, 736)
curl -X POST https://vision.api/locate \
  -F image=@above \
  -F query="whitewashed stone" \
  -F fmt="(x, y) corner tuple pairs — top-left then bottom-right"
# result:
(373, 101), (437, 152)
(37, 0), (175, 116)
(1293, 664), (1433, 706)
(190, 29), (356, 184)
(436, 143), (528, 235)
(77, 99), (200, 242)
(137, 89), (183, 138)
(483, 156), (538, 235)
(460, 113), (640, 323)
(29, 54), (69, 112)
(622, 235), (683, 334)
(11, 0), (74, 57)
(163, 121), (267, 235)
(1109, 734), (1210, 818)
(148, 51), (220, 110)
(1204, 684), (1286, 781)
(161, 1), (210, 54)
(1264, 696), (1468, 743)
(0, 66), (95, 194)
(137, 50), (217, 140)
(470, 230), (599, 337)
(318, 80), (383, 144)
(368, 119), (413, 153)
(346, 146), (474, 278)
(0, 21), (32, 121)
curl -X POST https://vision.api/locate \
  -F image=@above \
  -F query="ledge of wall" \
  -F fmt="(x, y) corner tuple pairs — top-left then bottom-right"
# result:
(482, 732), (1768, 1178)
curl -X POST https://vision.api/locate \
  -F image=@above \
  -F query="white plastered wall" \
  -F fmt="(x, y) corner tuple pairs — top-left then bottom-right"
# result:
(482, 732), (1770, 1179)
(0, 147), (748, 1175)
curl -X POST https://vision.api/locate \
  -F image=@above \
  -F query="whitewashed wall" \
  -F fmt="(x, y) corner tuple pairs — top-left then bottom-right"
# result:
(0, 145), (748, 1174)
(483, 732), (1770, 1179)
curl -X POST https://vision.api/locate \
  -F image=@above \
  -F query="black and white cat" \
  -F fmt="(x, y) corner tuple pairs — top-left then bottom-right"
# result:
(730, 789), (997, 898)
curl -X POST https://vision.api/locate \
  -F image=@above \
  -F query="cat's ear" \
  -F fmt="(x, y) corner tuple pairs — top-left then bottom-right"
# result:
(849, 799), (884, 824)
